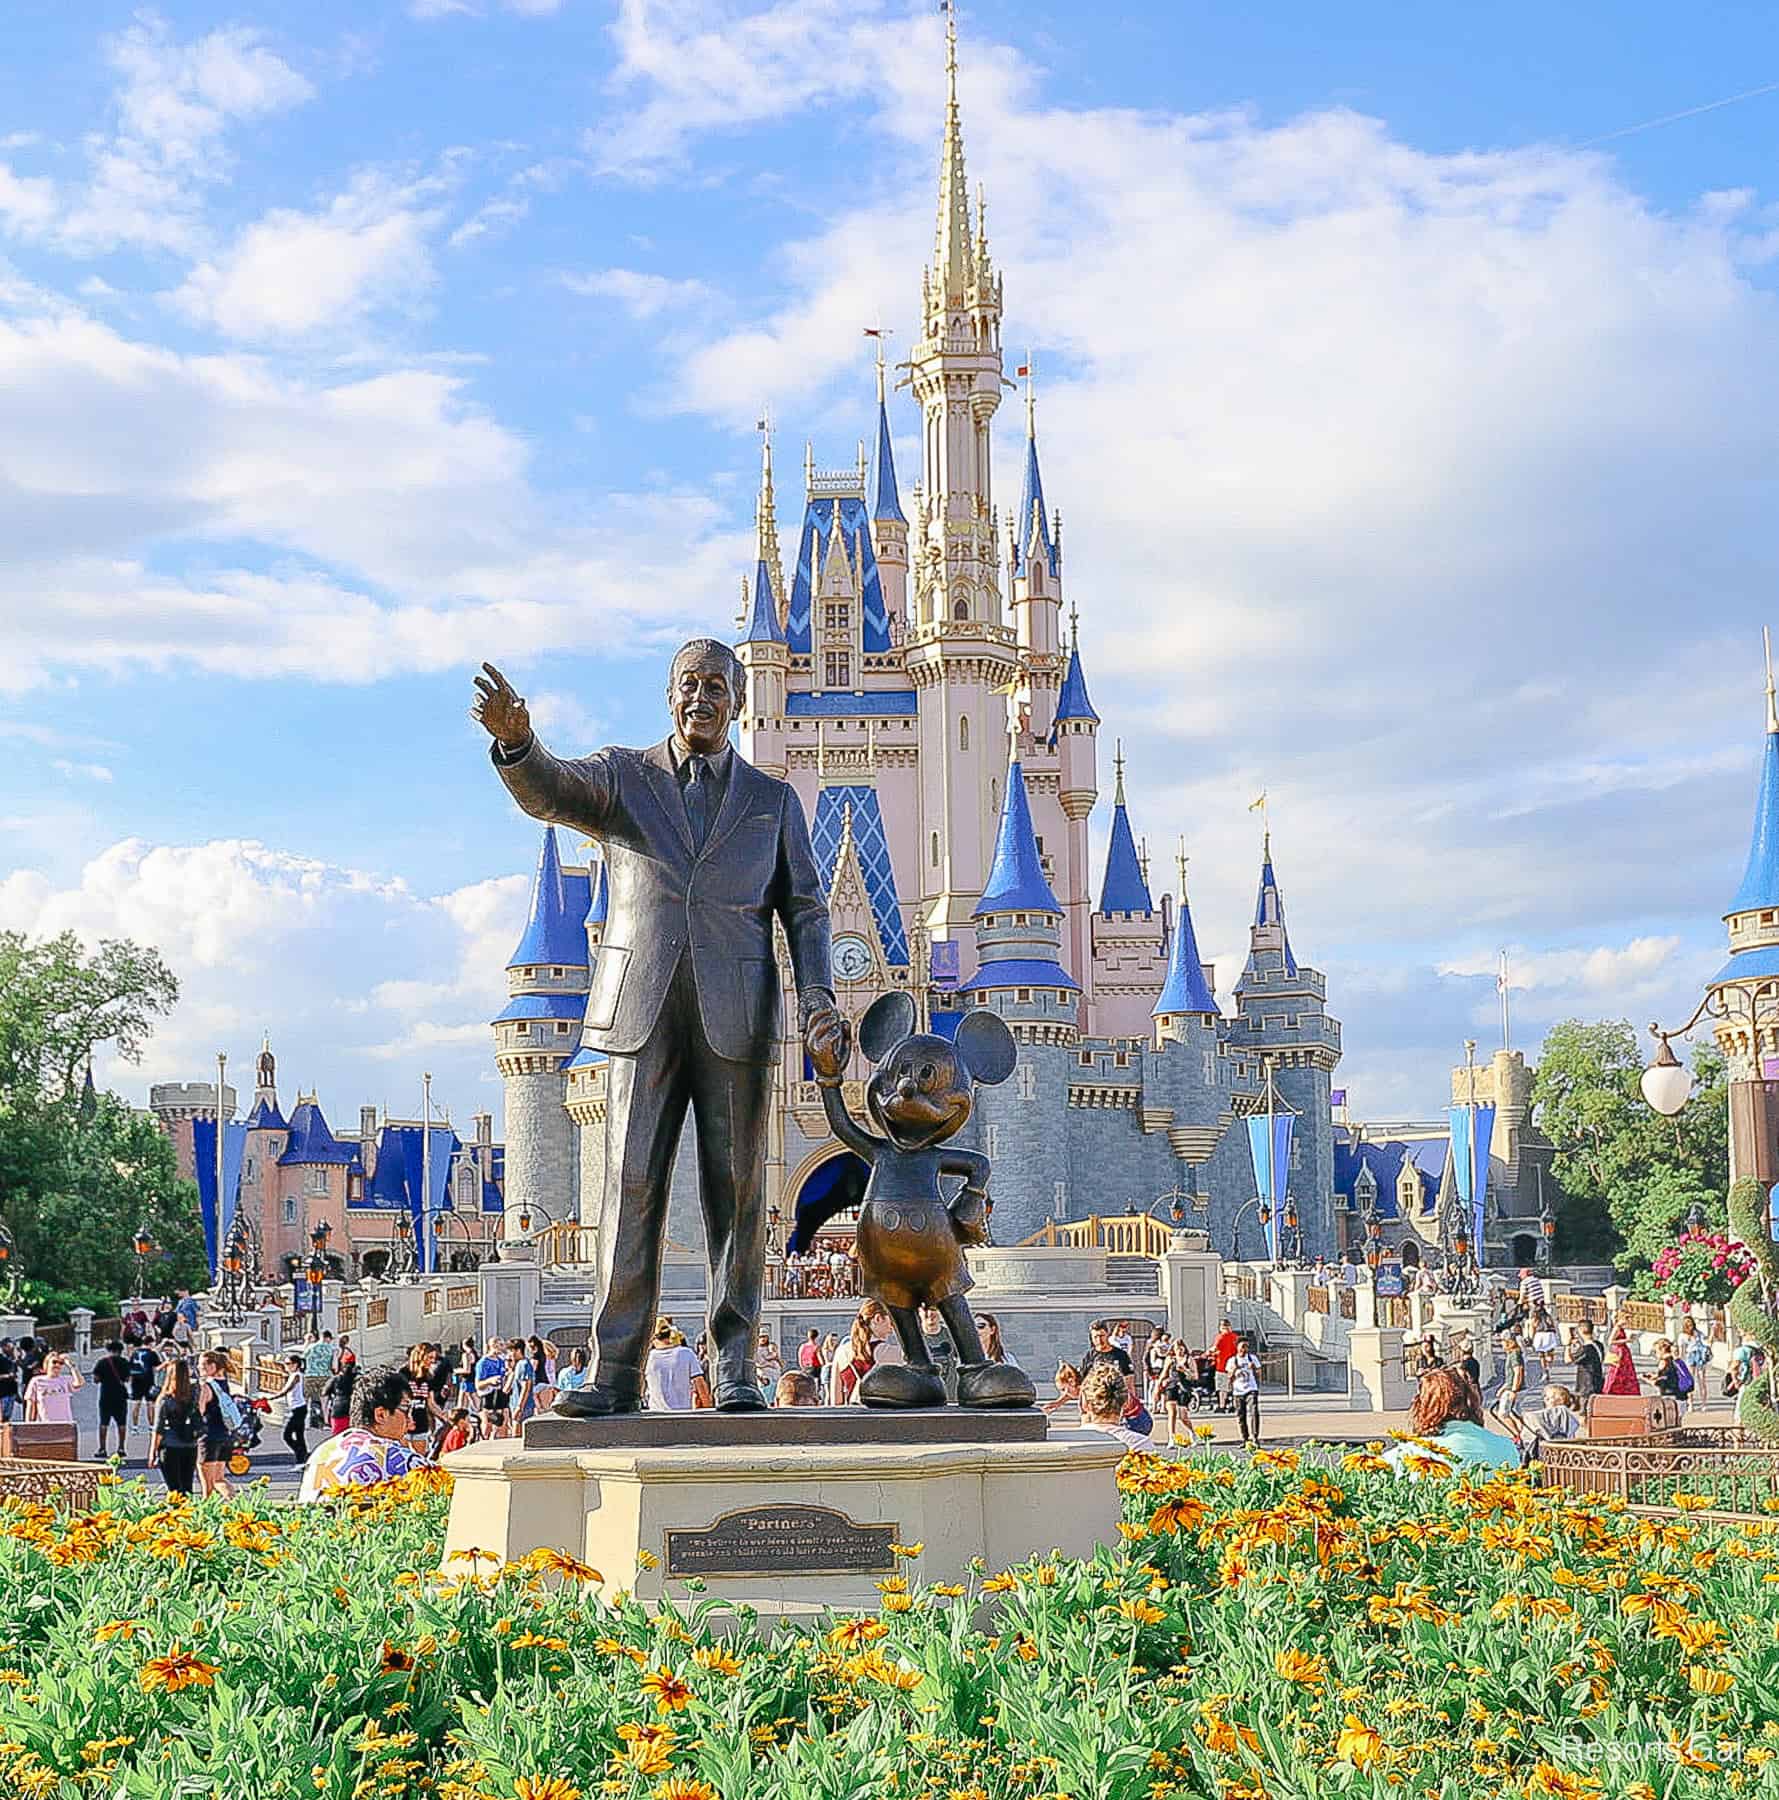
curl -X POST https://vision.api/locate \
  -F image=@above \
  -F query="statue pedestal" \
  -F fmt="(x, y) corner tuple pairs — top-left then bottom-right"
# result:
(441, 1412), (1125, 1612)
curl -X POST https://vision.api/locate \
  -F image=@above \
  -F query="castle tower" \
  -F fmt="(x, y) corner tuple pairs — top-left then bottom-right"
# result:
(962, 758), (1081, 1245)
(245, 1034), (286, 1130)
(737, 429), (790, 776)
(907, 12), (1018, 958)
(1227, 831), (1343, 1258)
(1706, 639), (1779, 1179)
(1152, 847), (1218, 1044)
(1009, 381), (1063, 737)
(565, 855), (611, 1229)
(493, 826), (589, 1234)
(1089, 749), (1166, 1038)
(1051, 608), (1101, 987)
(868, 341), (908, 627)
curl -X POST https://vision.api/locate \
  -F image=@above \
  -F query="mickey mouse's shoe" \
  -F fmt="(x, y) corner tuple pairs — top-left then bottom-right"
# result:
(857, 1362), (948, 1409)
(956, 1360), (1038, 1409)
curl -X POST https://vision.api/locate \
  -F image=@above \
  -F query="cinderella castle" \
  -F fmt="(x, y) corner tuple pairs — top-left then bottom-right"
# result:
(492, 18), (1344, 1262)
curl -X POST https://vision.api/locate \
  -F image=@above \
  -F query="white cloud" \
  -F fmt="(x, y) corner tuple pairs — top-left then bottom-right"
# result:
(51, 759), (114, 783)
(0, 838), (529, 1126)
(172, 172), (440, 340)
(0, 165), (55, 233)
(59, 18), (314, 254)
(563, 266), (713, 318)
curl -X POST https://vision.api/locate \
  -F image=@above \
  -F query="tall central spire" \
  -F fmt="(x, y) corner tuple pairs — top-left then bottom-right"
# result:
(756, 415), (784, 612)
(933, 1), (974, 304)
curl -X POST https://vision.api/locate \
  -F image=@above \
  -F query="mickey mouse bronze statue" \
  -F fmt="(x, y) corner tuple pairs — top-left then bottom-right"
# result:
(801, 992), (1038, 1409)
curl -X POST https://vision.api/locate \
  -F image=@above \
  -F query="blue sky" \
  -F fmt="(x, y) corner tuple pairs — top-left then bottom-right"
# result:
(6, 0), (1779, 1132)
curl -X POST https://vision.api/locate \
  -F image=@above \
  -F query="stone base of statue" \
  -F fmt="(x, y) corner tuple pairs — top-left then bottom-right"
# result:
(440, 1410), (1124, 1612)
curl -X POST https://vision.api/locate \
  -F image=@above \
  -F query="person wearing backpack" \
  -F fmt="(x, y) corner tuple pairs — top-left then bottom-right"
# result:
(149, 1359), (203, 1497)
(126, 1339), (161, 1433)
(324, 1357), (359, 1438)
(196, 1350), (241, 1498)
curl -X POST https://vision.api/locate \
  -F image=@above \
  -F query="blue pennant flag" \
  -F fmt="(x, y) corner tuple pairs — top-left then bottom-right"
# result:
(1447, 1104), (1496, 1249)
(1246, 1112), (1294, 1259)
(191, 1118), (248, 1279)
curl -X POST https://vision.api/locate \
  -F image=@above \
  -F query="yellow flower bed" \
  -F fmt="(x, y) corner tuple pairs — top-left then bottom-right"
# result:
(0, 1452), (1769, 1796)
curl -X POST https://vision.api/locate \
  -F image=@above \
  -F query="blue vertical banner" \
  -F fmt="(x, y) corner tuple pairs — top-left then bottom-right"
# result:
(1246, 1113), (1295, 1259)
(191, 1118), (248, 1279)
(1447, 1104), (1496, 1250)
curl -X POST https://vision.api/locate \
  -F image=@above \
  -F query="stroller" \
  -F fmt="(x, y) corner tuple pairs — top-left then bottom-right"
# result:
(218, 1389), (268, 1477)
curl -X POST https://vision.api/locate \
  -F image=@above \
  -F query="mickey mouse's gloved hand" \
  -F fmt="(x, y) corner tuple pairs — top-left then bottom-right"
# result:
(951, 1184), (991, 1246)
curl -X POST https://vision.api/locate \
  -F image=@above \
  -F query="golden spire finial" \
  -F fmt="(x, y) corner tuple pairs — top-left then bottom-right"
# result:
(933, 0), (973, 298)
(1177, 835), (1189, 898)
(1068, 601), (1079, 652)
(1112, 738), (1125, 806)
(1138, 836), (1150, 887)
(1766, 625), (1776, 734)
(1023, 349), (1035, 436)
(756, 408), (784, 605)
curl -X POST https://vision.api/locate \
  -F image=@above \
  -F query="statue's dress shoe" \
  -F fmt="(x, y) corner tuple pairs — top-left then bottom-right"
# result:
(715, 1381), (768, 1412)
(553, 1385), (641, 1419)
(956, 1360), (1038, 1409)
(858, 1361), (947, 1409)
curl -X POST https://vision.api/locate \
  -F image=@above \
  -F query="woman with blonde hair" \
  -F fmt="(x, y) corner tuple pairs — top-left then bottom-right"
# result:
(1041, 1361), (1082, 1418)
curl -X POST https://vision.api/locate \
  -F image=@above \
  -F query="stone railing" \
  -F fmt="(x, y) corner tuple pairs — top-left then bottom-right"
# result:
(1618, 1299), (1667, 1335)
(1307, 1286), (1329, 1315)
(1336, 1286), (1356, 1321)
(447, 1285), (480, 1313)
(1553, 1293), (1610, 1326)
(1020, 1214), (1175, 1259)
(366, 1298), (389, 1328)
(535, 1220), (600, 1269)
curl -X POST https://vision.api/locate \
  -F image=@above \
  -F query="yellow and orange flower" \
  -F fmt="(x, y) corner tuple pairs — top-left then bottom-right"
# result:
(138, 1649), (217, 1695)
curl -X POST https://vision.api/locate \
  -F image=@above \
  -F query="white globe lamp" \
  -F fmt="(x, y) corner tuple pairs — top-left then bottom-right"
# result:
(1639, 1034), (1693, 1117)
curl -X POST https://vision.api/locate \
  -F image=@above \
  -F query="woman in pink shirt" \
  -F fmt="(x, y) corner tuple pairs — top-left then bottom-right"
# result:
(25, 1352), (82, 1426)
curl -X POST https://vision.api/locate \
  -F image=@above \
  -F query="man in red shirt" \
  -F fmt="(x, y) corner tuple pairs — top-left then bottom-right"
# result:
(1212, 1318), (1241, 1415)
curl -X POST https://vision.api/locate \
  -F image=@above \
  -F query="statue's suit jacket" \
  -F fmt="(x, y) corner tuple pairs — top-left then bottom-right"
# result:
(495, 736), (833, 1063)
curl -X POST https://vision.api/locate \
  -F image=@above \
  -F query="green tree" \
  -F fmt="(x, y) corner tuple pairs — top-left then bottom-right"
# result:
(0, 931), (205, 1316)
(1531, 1018), (1729, 1279)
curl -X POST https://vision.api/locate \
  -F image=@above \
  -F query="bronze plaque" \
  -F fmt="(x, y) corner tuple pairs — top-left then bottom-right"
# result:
(663, 1503), (898, 1579)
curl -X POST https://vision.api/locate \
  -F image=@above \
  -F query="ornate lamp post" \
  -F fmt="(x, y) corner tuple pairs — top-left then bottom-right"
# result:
(431, 1211), (481, 1273)
(132, 1223), (155, 1299)
(1361, 1200), (1383, 1270)
(1230, 1197), (1272, 1262)
(217, 1214), (253, 1326)
(1539, 1202), (1556, 1273)
(1283, 1198), (1302, 1267)
(388, 1210), (419, 1282)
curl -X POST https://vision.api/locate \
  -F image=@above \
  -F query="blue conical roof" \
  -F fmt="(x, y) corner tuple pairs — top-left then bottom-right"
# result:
(741, 557), (783, 643)
(508, 827), (589, 968)
(278, 1097), (360, 1166)
(1244, 839), (1299, 981)
(1098, 793), (1152, 914)
(1728, 727), (1779, 917)
(244, 1096), (287, 1131)
(870, 396), (905, 524)
(1154, 886), (1218, 1016)
(974, 762), (1062, 917)
(1011, 410), (1057, 579)
(1054, 644), (1098, 725)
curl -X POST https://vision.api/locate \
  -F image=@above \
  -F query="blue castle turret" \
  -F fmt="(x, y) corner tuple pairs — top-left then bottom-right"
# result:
(493, 826), (591, 1234)
(962, 761), (1081, 1244)
(1227, 832), (1341, 1257)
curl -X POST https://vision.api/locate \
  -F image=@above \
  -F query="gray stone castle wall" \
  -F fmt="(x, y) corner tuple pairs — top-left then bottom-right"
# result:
(505, 1069), (578, 1222)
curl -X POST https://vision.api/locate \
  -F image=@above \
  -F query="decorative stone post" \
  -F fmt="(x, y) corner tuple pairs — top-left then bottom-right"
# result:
(69, 1308), (95, 1358)
(480, 1241), (541, 1346)
(1347, 1327), (1414, 1413)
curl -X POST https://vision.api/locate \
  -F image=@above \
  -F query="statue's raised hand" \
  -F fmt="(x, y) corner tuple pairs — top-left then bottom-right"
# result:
(472, 662), (532, 752)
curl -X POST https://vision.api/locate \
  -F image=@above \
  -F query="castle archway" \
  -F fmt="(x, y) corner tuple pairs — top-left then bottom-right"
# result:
(786, 1149), (869, 1252)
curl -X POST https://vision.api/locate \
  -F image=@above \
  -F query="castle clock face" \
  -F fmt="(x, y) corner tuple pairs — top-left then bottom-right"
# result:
(832, 934), (873, 983)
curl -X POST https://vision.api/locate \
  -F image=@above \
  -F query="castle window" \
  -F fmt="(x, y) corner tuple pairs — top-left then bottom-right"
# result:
(244, 1158), (255, 1180)
(1115, 1052), (1129, 1068)
(551, 967), (563, 978)
(953, 600), (967, 620)
(556, 1021), (571, 1034)
(1035, 835), (1044, 854)
(1078, 1051), (1093, 1066)
(960, 716), (969, 751)
(931, 832), (939, 867)
(304, 1166), (328, 1196)
(282, 1196), (297, 1225)
(823, 603), (850, 632)
(1017, 988), (1031, 1002)
(823, 651), (852, 688)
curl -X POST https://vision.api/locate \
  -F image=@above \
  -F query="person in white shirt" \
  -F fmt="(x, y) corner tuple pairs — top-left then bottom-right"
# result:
(755, 1330), (784, 1402)
(1228, 1335), (1263, 1445)
(644, 1324), (710, 1412)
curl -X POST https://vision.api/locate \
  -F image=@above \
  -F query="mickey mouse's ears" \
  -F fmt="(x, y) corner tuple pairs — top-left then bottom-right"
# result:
(954, 1009), (1016, 1085)
(857, 991), (917, 1063)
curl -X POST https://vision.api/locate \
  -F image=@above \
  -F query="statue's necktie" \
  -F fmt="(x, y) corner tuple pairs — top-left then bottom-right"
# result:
(684, 758), (711, 848)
